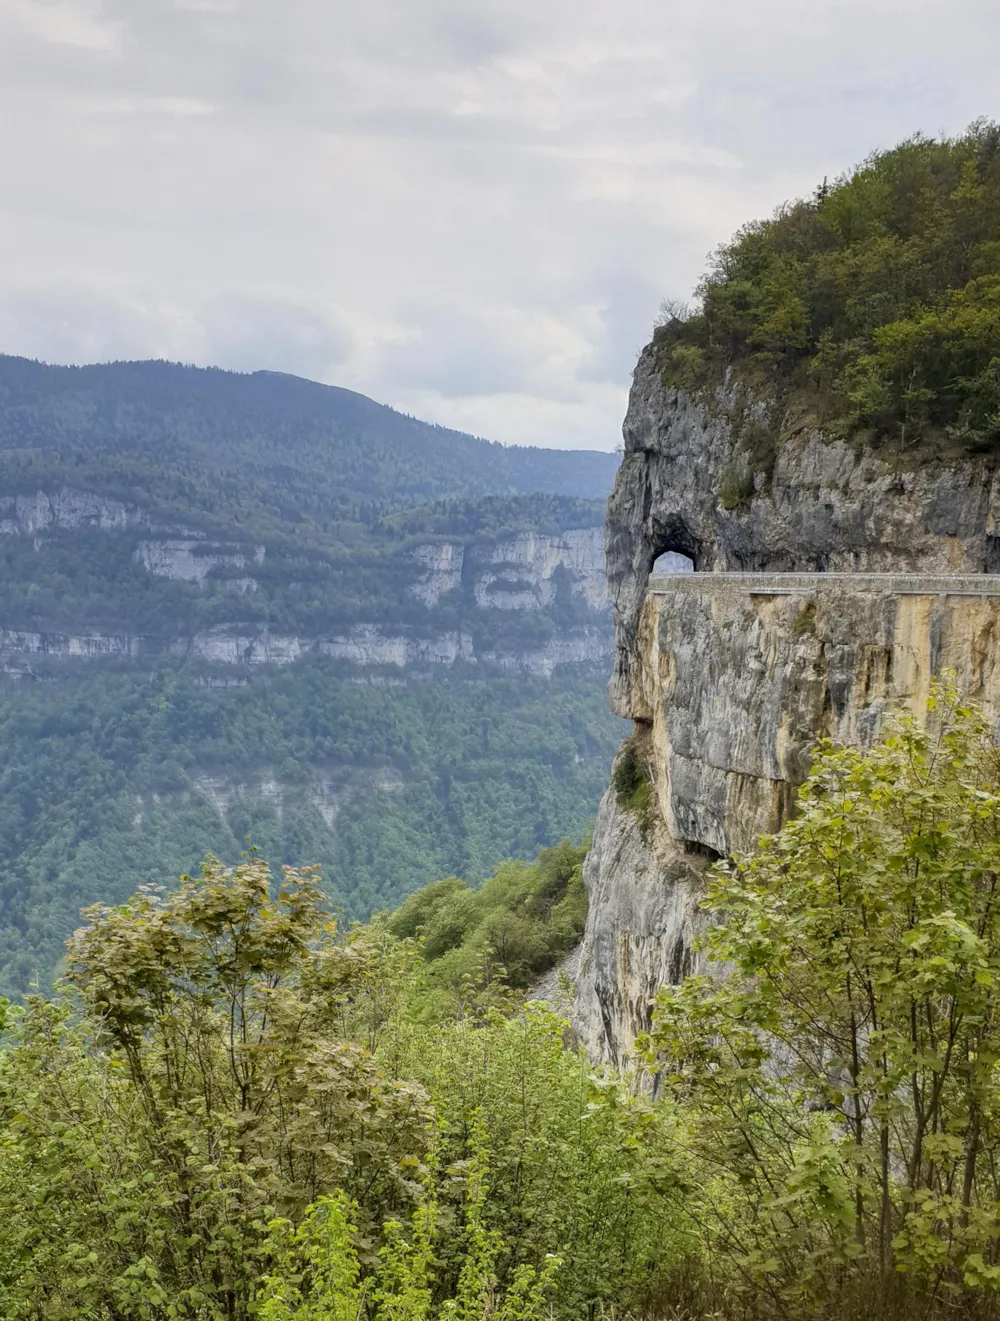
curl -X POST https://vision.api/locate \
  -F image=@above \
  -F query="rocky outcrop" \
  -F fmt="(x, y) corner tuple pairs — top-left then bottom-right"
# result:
(573, 786), (708, 1066)
(135, 538), (265, 588)
(608, 348), (1000, 717)
(0, 485), (612, 674)
(0, 620), (610, 675)
(574, 345), (1000, 1065)
(409, 528), (608, 614)
(473, 528), (608, 612)
(0, 487), (147, 535)
(193, 767), (404, 831)
(409, 542), (465, 605)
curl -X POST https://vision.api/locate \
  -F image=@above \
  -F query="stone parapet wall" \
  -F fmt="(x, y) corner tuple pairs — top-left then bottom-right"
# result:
(649, 571), (1000, 597)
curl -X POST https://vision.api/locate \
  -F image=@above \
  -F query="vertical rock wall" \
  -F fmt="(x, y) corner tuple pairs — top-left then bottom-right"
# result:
(573, 345), (1000, 1066)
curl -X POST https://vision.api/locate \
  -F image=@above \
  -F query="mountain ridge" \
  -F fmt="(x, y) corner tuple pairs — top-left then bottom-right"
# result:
(0, 355), (620, 521)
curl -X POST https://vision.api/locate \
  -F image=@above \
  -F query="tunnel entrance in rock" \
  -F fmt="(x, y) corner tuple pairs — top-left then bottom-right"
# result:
(646, 514), (702, 581)
(650, 551), (694, 576)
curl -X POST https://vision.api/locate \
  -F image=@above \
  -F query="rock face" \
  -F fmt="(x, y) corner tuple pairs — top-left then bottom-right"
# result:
(135, 539), (265, 589)
(608, 346), (1000, 715)
(573, 787), (707, 1066)
(472, 529), (608, 612)
(0, 488), (146, 535)
(0, 620), (610, 676)
(0, 490), (611, 674)
(573, 345), (1000, 1065)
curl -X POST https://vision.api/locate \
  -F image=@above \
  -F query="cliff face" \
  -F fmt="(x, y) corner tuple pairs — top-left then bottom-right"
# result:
(609, 347), (1000, 717)
(574, 347), (1000, 1065)
(0, 489), (610, 675)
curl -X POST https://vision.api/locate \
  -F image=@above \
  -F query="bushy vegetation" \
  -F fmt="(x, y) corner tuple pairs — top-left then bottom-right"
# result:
(647, 681), (1000, 1315)
(6, 685), (1000, 1318)
(0, 663), (621, 999)
(656, 121), (1000, 454)
(0, 852), (690, 1321)
(387, 838), (588, 1014)
(611, 739), (654, 836)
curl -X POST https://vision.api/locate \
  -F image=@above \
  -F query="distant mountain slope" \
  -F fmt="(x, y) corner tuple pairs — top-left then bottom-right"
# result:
(0, 358), (619, 538)
(0, 356), (623, 996)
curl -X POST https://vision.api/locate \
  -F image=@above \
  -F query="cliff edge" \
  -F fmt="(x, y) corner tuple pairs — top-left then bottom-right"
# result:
(574, 353), (1000, 1066)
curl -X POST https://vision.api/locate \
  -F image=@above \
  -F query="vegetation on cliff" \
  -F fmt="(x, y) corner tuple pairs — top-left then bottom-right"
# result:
(387, 837), (587, 1014)
(648, 682), (1000, 1313)
(656, 120), (1000, 455)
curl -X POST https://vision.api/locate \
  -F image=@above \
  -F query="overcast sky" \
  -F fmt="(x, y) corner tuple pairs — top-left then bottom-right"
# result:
(0, 0), (998, 450)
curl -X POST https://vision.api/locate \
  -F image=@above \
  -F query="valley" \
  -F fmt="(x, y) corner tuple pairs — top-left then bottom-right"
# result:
(0, 357), (623, 995)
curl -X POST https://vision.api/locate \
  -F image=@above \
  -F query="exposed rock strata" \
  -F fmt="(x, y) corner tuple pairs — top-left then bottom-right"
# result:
(136, 539), (265, 587)
(0, 489), (611, 673)
(0, 488), (146, 534)
(574, 344), (1000, 1065)
(410, 528), (607, 613)
(473, 529), (608, 612)
(0, 621), (610, 675)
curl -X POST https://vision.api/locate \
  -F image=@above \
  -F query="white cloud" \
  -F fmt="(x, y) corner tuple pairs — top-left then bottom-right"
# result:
(0, 0), (119, 50)
(0, 0), (997, 448)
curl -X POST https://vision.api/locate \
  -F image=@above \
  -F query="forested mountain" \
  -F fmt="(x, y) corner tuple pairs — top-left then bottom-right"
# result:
(0, 358), (623, 996)
(0, 356), (617, 533)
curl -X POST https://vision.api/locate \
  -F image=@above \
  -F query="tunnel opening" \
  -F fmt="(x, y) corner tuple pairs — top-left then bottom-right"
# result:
(650, 551), (694, 577)
(646, 513), (702, 582)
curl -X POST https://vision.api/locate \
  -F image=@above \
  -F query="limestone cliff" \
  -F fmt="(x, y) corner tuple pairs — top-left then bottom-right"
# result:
(608, 347), (1000, 717)
(574, 347), (1000, 1065)
(0, 490), (610, 674)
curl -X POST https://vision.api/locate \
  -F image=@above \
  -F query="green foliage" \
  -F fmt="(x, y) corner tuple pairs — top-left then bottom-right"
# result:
(0, 848), (695, 1320)
(0, 663), (622, 998)
(373, 494), (605, 542)
(793, 600), (817, 636)
(646, 679), (1000, 1312)
(260, 1122), (561, 1321)
(718, 461), (755, 511)
(387, 838), (588, 1013)
(655, 121), (1000, 453)
(0, 858), (433, 1319)
(396, 1007), (693, 1319)
(611, 740), (654, 835)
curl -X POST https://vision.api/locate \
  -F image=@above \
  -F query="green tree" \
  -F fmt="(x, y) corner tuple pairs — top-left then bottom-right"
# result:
(654, 121), (1000, 456)
(646, 681), (1000, 1313)
(0, 858), (431, 1319)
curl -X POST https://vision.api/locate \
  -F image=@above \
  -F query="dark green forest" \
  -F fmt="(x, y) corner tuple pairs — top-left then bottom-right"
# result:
(0, 357), (617, 541)
(0, 662), (620, 998)
(656, 121), (1000, 454)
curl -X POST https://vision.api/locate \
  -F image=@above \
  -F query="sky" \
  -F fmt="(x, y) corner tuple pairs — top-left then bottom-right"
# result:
(0, 0), (998, 451)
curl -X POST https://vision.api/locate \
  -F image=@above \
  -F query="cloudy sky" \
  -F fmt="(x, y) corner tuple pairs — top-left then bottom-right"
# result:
(0, 0), (998, 449)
